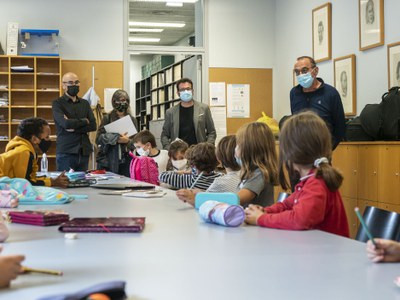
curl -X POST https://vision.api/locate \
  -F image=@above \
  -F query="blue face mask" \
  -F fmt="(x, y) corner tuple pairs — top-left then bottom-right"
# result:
(297, 72), (314, 88)
(180, 90), (193, 102)
(235, 156), (242, 167)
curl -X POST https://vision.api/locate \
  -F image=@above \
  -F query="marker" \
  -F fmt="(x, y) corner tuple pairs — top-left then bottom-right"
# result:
(22, 266), (63, 276)
(354, 207), (377, 246)
(189, 172), (203, 189)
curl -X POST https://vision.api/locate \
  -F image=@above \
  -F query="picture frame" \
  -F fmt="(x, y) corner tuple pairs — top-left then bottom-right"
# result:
(312, 3), (332, 63)
(387, 42), (400, 89)
(334, 54), (356, 116)
(359, 0), (384, 51)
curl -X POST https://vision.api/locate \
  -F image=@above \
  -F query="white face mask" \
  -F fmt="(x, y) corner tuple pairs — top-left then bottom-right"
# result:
(171, 159), (187, 170)
(137, 147), (149, 157)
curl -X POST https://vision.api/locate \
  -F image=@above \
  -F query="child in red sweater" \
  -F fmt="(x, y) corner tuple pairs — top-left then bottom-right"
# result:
(245, 111), (349, 237)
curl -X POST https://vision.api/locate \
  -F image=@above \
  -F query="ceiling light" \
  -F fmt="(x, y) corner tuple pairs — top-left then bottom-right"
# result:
(129, 21), (185, 28)
(129, 28), (164, 32)
(166, 2), (183, 6)
(132, 0), (197, 3)
(129, 37), (161, 42)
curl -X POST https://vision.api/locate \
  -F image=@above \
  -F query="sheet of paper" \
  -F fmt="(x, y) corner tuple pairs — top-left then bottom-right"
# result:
(209, 82), (226, 106)
(104, 115), (138, 137)
(227, 84), (250, 118)
(210, 107), (227, 145)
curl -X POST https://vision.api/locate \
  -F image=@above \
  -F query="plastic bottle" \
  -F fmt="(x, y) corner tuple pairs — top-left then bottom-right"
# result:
(40, 153), (48, 173)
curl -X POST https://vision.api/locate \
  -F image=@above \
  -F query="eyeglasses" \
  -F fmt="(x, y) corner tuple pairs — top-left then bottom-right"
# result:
(178, 88), (192, 92)
(63, 80), (80, 86)
(293, 67), (314, 76)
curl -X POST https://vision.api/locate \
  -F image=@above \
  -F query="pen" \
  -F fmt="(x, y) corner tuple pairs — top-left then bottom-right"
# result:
(354, 207), (377, 246)
(22, 266), (63, 276)
(189, 172), (203, 189)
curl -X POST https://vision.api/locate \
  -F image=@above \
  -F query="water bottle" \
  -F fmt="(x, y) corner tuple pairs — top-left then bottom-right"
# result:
(40, 153), (48, 173)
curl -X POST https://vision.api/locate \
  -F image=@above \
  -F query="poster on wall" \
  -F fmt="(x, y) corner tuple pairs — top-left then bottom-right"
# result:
(387, 42), (400, 89)
(227, 84), (250, 118)
(312, 3), (331, 63)
(209, 82), (226, 106)
(359, 0), (384, 51)
(334, 54), (356, 116)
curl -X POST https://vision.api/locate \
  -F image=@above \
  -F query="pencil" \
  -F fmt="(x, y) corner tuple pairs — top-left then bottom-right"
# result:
(22, 266), (63, 276)
(354, 207), (377, 246)
(189, 171), (203, 189)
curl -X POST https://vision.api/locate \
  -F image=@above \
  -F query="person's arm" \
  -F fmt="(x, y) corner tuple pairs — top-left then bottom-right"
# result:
(50, 171), (70, 188)
(176, 188), (201, 206)
(237, 188), (257, 206)
(204, 106), (216, 145)
(70, 102), (97, 133)
(159, 171), (193, 189)
(0, 247), (25, 289)
(52, 100), (90, 130)
(366, 239), (400, 263)
(331, 91), (346, 149)
(161, 109), (173, 150)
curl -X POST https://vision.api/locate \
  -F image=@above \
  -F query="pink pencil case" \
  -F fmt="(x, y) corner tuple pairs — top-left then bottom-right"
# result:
(8, 210), (70, 226)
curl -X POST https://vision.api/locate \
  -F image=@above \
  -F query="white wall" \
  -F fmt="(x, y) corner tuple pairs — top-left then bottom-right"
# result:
(207, 0), (276, 68)
(0, 0), (123, 60)
(274, 0), (400, 120)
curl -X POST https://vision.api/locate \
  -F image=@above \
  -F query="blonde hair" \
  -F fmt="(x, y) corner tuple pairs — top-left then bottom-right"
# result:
(236, 122), (279, 185)
(279, 111), (343, 191)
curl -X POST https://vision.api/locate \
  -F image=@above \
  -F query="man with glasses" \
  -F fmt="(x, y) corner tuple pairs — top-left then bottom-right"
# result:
(52, 72), (97, 171)
(161, 77), (216, 150)
(290, 56), (345, 150)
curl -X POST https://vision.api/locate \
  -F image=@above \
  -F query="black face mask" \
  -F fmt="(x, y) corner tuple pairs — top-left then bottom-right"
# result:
(114, 102), (129, 112)
(67, 85), (79, 97)
(39, 139), (52, 153)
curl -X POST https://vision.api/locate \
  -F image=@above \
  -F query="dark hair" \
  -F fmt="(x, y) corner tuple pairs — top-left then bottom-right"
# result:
(168, 138), (189, 159)
(279, 111), (343, 191)
(17, 117), (48, 140)
(176, 78), (193, 91)
(297, 56), (317, 68)
(112, 89), (130, 105)
(188, 142), (218, 173)
(216, 135), (240, 171)
(133, 130), (156, 148)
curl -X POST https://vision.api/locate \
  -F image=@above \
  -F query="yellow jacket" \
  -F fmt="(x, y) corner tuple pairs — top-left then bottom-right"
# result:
(0, 136), (51, 186)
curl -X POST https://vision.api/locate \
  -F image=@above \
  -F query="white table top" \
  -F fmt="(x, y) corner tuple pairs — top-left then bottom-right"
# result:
(0, 185), (399, 300)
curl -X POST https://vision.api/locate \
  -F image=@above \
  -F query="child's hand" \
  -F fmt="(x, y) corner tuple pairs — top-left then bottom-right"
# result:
(366, 239), (400, 263)
(176, 189), (196, 206)
(244, 204), (265, 226)
(0, 247), (25, 288)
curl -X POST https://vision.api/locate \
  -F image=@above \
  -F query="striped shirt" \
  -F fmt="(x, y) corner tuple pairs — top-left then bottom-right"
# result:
(159, 171), (222, 190)
(207, 171), (241, 193)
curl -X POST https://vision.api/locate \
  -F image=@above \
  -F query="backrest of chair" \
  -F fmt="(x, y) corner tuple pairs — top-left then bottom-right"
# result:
(355, 206), (400, 242)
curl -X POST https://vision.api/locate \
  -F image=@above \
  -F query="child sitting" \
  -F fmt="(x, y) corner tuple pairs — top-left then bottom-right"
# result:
(159, 142), (222, 190)
(133, 130), (169, 173)
(167, 138), (190, 172)
(176, 135), (241, 205)
(244, 111), (349, 238)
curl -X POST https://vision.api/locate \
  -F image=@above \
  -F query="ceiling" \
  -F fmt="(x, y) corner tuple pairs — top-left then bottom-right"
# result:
(128, 1), (196, 46)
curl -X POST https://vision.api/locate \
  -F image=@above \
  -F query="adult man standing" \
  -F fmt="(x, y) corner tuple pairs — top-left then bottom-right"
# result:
(161, 78), (216, 150)
(52, 72), (97, 171)
(290, 56), (345, 149)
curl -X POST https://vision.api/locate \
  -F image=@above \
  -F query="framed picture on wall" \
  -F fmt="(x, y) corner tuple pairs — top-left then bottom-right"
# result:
(387, 42), (400, 89)
(359, 0), (384, 51)
(334, 54), (356, 116)
(312, 3), (332, 63)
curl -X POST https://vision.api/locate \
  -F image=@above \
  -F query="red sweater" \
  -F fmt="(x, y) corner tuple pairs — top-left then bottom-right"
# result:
(257, 172), (349, 238)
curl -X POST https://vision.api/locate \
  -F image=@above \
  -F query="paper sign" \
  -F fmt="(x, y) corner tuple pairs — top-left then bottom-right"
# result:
(104, 115), (137, 137)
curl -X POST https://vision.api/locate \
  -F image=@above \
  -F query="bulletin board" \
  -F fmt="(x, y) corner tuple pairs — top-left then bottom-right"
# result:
(209, 67), (272, 135)
(62, 60), (123, 107)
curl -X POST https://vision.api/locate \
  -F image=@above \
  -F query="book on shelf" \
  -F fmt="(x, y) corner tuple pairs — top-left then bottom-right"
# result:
(165, 68), (172, 84)
(159, 89), (165, 103)
(151, 75), (157, 89)
(151, 91), (158, 105)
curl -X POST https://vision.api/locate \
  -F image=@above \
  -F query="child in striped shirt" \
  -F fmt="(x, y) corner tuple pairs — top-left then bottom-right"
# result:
(159, 142), (222, 190)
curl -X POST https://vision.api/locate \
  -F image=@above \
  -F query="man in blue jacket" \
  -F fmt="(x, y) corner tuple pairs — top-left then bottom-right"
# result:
(290, 56), (345, 149)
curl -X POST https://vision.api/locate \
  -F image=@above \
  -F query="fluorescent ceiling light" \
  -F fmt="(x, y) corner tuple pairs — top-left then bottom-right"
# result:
(129, 21), (185, 28)
(166, 2), (183, 6)
(129, 37), (161, 42)
(132, 0), (197, 3)
(129, 28), (164, 32)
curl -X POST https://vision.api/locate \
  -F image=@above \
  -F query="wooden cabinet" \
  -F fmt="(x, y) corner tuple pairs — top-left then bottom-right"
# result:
(332, 145), (358, 199)
(357, 145), (379, 201)
(342, 197), (358, 238)
(0, 55), (61, 170)
(378, 145), (400, 205)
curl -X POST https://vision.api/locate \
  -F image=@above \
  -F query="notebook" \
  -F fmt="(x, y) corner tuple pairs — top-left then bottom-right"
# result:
(90, 182), (155, 190)
(58, 217), (145, 233)
(8, 210), (70, 226)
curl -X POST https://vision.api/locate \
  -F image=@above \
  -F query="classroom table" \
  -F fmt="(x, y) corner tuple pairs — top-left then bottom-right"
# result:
(0, 184), (399, 300)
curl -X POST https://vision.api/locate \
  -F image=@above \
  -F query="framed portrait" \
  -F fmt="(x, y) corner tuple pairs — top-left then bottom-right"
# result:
(359, 0), (384, 51)
(387, 42), (400, 89)
(312, 3), (332, 63)
(334, 54), (356, 116)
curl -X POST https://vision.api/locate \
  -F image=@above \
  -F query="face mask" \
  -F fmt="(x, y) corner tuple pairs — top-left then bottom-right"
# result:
(171, 159), (188, 171)
(39, 139), (52, 153)
(137, 147), (149, 157)
(191, 166), (198, 175)
(67, 85), (79, 97)
(114, 102), (129, 112)
(235, 156), (242, 167)
(179, 90), (193, 102)
(296, 72), (314, 88)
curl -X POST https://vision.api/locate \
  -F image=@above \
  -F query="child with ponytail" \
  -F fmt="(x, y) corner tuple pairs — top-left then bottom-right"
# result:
(245, 111), (349, 237)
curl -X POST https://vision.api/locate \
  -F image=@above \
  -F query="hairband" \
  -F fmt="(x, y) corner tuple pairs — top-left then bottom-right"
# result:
(314, 157), (329, 168)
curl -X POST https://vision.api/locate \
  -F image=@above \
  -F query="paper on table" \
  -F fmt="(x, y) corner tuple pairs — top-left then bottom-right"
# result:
(104, 115), (137, 137)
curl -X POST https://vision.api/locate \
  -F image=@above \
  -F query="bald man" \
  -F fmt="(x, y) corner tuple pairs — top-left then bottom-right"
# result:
(52, 72), (96, 171)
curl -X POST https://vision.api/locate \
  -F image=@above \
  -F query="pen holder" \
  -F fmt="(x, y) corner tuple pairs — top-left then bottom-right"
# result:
(199, 200), (245, 227)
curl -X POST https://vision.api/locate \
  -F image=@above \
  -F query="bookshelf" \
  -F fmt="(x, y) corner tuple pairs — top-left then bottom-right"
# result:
(0, 55), (62, 170)
(134, 56), (194, 130)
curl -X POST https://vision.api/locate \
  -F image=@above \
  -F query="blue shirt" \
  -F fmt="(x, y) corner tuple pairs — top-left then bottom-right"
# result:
(290, 78), (346, 149)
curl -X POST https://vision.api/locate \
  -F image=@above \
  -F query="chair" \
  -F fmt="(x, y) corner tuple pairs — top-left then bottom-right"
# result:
(194, 192), (240, 210)
(355, 206), (400, 243)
